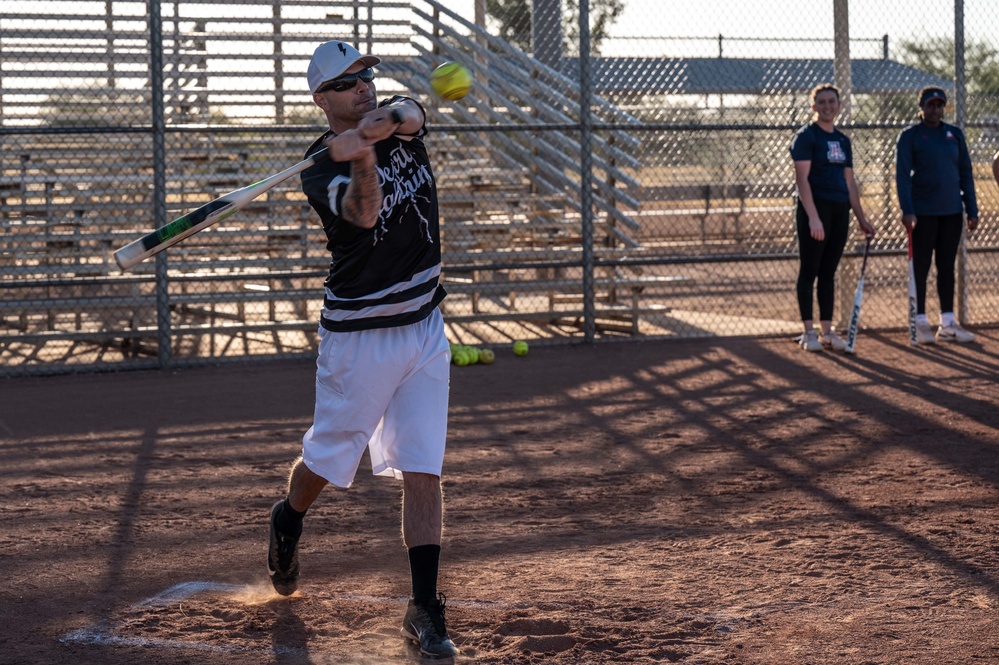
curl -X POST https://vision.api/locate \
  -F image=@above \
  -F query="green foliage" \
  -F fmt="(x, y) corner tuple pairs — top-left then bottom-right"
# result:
(562, 0), (624, 57)
(897, 36), (999, 95)
(851, 91), (919, 125)
(486, 0), (623, 56)
(486, 0), (531, 49)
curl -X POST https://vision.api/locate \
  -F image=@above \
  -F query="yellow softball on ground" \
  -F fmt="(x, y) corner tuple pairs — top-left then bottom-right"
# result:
(430, 62), (473, 101)
(453, 350), (470, 366)
(479, 348), (495, 364)
(512, 340), (529, 356)
(464, 346), (481, 364)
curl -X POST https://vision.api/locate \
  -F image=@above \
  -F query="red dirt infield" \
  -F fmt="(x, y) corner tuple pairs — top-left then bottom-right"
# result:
(2, 331), (998, 664)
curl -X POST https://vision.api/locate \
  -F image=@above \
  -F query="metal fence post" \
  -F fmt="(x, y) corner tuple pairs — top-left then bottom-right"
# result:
(579, 0), (595, 342)
(834, 0), (853, 331)
(955, 0), (969, 325)
(149, 0), (172, 366)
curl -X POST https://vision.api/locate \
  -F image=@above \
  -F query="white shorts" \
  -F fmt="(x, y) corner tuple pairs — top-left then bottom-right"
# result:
(302, 308), (451, 488)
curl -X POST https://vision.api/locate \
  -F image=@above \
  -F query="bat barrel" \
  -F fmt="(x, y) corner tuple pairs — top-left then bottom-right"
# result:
(114, 240), (152, 271)
(112, 146), (329, 271)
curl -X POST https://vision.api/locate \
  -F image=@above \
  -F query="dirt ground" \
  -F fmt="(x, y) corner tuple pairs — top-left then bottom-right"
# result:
(2, 331), (999, 665)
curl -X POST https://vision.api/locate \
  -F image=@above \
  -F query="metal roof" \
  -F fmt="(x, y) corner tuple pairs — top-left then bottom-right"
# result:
(562, 58), (951, 95)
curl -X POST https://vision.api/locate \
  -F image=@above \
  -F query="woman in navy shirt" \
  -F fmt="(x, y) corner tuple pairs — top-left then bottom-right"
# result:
(896, 86), (978, 344)
(790, 84), (876, 352)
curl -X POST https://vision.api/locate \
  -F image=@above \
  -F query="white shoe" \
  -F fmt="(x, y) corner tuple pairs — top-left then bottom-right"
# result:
(936, 324), (976, 343)
(916, 322), (936, 345)
(800, 330), (823, 352)
(820, 331), (847, 352)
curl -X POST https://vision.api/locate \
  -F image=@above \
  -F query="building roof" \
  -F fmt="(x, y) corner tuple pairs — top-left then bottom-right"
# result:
(563, 57), (951, 96)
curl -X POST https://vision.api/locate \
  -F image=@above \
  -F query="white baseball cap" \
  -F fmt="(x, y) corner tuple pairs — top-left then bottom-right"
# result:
(307, 40), (381, 93)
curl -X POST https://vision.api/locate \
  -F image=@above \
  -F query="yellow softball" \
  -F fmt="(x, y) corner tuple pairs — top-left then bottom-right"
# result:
(430, 62), (473, 101)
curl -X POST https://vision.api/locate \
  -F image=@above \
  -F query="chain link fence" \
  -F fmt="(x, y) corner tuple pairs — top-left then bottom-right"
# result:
(2, 0), (997, 376)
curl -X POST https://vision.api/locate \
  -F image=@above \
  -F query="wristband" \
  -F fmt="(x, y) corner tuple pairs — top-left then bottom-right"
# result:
(390, 108), (403, 125)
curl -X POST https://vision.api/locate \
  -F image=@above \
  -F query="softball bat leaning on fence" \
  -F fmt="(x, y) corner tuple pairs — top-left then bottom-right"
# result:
(843, 235), (872, 355)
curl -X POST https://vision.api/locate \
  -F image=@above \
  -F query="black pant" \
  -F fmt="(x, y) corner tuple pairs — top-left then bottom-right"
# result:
(911, 213), (964, 315)
(796, 198), (850, 322)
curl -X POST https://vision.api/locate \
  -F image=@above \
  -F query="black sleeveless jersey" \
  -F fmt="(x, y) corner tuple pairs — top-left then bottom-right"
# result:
(301, 97), (446, 332)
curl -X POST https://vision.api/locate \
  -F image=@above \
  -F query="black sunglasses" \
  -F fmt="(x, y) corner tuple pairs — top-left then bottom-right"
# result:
(317, 67), (375, 93)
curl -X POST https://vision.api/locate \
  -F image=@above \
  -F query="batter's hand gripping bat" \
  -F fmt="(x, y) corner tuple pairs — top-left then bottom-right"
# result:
(907, 228), (918, 346)
(843, 235), (872, 354)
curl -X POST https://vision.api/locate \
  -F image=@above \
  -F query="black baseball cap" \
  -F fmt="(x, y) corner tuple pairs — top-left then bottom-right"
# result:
(919, 88), (947, 107)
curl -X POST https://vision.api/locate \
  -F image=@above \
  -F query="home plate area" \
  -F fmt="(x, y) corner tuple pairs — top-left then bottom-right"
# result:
(60, 580), (737, 662)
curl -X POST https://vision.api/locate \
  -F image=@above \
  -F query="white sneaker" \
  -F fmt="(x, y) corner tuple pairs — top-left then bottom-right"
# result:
(820, 331), (847, 352)
(916, 322), (936, 345)
(800, 330), (823, 352)
(936, 324), (976, 343)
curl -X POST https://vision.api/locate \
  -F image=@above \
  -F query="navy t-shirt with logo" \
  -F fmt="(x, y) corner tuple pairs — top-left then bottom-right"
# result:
(789, 123), (853, 204)
(300, 96), (446, 332)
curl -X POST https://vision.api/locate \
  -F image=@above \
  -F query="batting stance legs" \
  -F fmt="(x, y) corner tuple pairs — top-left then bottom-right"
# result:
(281, 460), (443, 551)
(268, 311), (457, 659)
(275, 461), (444, 592)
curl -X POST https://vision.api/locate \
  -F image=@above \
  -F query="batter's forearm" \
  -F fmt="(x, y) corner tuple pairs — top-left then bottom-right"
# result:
(389, 99), (426, 135)
(342, 155), (381, 229)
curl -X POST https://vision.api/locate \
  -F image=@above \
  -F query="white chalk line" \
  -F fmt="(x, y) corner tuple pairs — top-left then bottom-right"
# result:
(127, 580), (508, 610)
(61, 579), (510, 653)
(60, 626), (292, 655)
(133, 580), (246, 607)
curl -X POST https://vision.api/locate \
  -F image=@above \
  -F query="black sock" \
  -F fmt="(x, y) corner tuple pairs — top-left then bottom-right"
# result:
(408, 544), (441, 606)
(275, 498), (306, 539)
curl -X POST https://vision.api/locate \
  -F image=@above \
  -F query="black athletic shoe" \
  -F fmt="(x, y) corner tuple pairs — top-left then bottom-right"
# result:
(267, 500), (299, 595)
(401, 593), (458, 659)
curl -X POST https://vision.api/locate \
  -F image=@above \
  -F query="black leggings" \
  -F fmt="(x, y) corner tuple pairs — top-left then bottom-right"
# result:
(796, 198), (850, 322)
(912, 213), (964, 315)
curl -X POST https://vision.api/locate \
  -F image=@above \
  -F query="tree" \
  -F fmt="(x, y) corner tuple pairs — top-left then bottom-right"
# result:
(562, 0), (624, 57)
(486, 0), (624, 57)
(486, 0), (531, 50)
(897, 36), (999, 95)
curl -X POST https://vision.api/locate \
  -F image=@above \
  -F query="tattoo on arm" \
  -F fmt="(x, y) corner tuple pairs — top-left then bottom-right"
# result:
(342, 157), (381, 228)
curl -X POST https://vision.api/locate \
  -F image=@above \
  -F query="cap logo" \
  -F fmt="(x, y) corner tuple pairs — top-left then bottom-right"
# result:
(338, 42), (347, 56)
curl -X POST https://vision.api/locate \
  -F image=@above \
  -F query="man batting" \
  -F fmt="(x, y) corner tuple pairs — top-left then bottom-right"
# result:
(266, 39), (457, 659)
